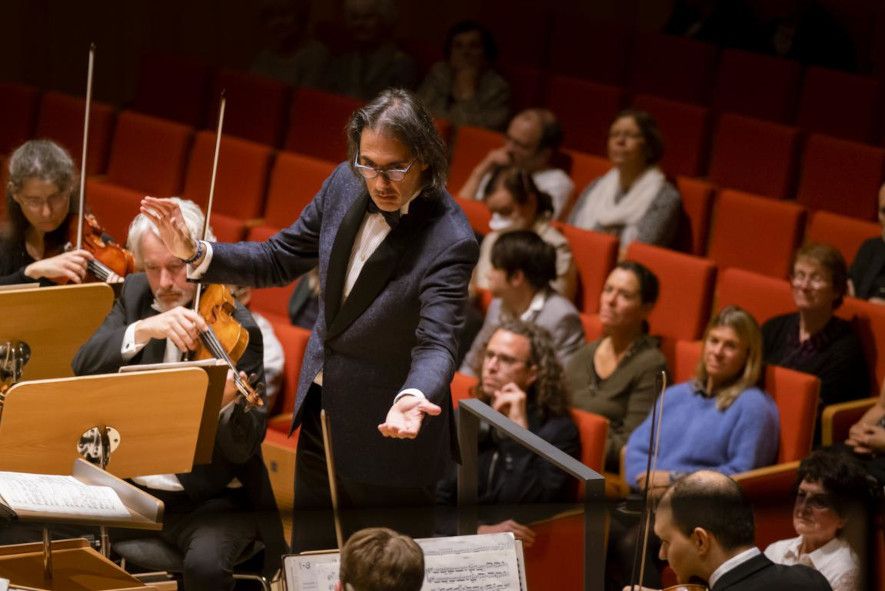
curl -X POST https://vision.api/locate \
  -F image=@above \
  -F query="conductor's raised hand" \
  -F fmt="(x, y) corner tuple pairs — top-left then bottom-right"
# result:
(378, 395), (441, 439)
(140, 197), (199, 260)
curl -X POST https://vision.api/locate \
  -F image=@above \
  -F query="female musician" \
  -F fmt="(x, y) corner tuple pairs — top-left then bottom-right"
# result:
(0, 140), (92, 285)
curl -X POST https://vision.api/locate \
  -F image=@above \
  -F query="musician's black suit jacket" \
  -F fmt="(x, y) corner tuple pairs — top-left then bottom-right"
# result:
(71, 272), (286, 575)
(712, 553), (833, 591)
(200, 163), (479, 487)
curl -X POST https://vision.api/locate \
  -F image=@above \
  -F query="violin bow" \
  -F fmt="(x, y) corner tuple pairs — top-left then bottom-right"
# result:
(75, 43), (96, 251)
(630, 369), (668, 589)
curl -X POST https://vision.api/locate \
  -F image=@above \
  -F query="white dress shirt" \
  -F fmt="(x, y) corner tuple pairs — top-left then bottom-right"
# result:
(765, 535), (860, 591)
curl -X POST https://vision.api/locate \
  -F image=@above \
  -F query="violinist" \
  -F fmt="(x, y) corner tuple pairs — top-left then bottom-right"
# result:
(71, 197), (285, 589)
(0, 140), (93, 285)
(625, 471), (833, 591)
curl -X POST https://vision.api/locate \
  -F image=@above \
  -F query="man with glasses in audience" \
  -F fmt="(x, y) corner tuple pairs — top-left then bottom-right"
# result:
(141, 89), (478, 551)
(458, 108), (574, 219)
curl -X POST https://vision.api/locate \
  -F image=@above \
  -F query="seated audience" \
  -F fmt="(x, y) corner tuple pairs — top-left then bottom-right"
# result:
(848, 183), (885, 303)
(763, 243), (870, 440)
(568, 110), (681, 250)
(842, 378), (885, 487)
(626, 306), (779, 493)
(765, 449), (870, 591)
(337, 527), (424, 591)
(628, 470), (834, 590)
(72, 198), (285, 588)
(417, 20), (510, 131)
(1, 140), (94, 285)
(461, 231), (583, 375)
(472, 166), (577, 300)
(289, 267), (322, 330)
(250, 0), (330, 88)
(459, 108), (574, 218)
(438, 321), (580, 542)
(565, 261), (666, 472)
(325, 0), (417, 100)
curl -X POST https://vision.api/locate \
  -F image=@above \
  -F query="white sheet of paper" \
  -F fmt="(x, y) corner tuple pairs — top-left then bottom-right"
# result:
(0, 472), (130, 519)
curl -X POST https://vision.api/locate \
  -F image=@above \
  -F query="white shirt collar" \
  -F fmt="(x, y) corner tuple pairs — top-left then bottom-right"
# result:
(782, 535), (849, 572)
(708, 547), (760, 588)
(519, 289), (548, 322)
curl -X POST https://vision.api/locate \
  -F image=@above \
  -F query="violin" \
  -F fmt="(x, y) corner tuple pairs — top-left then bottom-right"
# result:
(187, 93), (263, 411)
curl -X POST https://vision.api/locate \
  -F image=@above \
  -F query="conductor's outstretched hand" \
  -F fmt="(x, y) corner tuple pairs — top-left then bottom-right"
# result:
(140, 196), (199, 260)
(378, 396), (442, 439)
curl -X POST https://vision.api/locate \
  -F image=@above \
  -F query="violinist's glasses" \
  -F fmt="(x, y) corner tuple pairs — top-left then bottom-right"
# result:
(353, 155), (416, 182)
(794, 489), (836, 512)
(18, 192), (69, 211)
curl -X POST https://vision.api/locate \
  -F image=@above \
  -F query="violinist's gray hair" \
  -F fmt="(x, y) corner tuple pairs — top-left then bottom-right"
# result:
(127, 197), (215, 268)
(6, 139), (78, 197)
(346, 88), (448, 193)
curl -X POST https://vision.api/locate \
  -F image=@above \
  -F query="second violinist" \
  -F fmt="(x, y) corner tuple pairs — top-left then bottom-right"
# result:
(0, 140), (93, 285)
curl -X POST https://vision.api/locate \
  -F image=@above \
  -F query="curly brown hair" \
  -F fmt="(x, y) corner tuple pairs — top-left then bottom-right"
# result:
(472, 319), (570, 421)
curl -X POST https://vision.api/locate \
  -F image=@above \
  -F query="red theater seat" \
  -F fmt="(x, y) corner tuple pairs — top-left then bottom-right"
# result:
(560, 150), (611, 220)
(246, 225), (300, 324)
(478, 0), (551, 68)
(629, 33), (718, 105)
(262, 151), (336, 229)
(556, 224), (618, 313)
(284, 88), (364, 163)
(715, 267), (794, 326)
(209, 69), (290, 146)
(797, 67), (880, 144)
(673, 176), (715, 256)
(497, 63), (544, 114)
(36, 91), (116, 175)
(805, 210), (881, 265)
(0, 82), (39, 155)
(711, 49), (801, 123)
(631, 94), (710, 177)
(448, 126), (505, 196)
(132, 53), (211, 127)
(548, 13), (630, 85)
(453, 196), (491, 237)
(839, 297), (885, 395)
(544, 76), (624, 156)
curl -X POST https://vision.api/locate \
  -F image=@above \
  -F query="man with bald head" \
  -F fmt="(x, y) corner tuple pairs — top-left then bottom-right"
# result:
(459, 108), (573, 218)
(627, 471), (833, 591)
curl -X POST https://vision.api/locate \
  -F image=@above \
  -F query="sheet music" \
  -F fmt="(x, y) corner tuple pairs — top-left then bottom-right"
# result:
(284, 533), (524, 591)
(0, 472), (130, 518)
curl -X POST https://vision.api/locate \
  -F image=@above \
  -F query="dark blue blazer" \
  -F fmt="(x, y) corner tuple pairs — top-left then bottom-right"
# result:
(201, 163), (479, 487)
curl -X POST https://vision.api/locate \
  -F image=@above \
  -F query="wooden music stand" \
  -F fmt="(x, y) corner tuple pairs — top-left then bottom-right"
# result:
(0, 283), (113, 381)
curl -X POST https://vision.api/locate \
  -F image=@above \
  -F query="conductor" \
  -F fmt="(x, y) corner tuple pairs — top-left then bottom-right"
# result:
(142, 88), (479, 549)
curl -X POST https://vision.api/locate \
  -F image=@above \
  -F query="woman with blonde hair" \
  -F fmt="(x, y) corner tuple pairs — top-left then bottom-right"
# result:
(625, 306), (779, 495)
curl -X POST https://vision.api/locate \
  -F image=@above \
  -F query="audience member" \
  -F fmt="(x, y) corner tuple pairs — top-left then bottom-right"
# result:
(765, 449), (870, 591)
(337, 527), (425, 591)
(472, 166), (577, 300)
(461, 231), (583, 376)
(459, 109), (574, 218)
(250, 0), (330, 88)
(569, 110), (681, 251)
(438, 321), (580, 543)
(842, 378), (885, 488)
(625, 471), (834, 590)
(565, 261), (666, 471)
(232, 285), (285, 411)
(626, 306), (778, 494)
(288, 267), (322, 329)
(848, 183), (885, 303)
(417, 20), (510, 131)
(325, 0), (418, 100)
(1, 140), (94, 285)
(763, 243), (870, 441)
(663, 0), (758, 49)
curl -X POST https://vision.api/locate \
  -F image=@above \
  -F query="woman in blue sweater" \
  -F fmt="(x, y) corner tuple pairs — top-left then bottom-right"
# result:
(626, 305), (780, 494)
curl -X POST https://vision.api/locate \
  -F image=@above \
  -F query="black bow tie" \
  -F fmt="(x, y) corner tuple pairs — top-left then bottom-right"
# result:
(366, 199), (402, 228)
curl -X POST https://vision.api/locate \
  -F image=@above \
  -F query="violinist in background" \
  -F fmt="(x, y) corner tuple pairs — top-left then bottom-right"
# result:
(72, 197), (285, 589)
(625, 471), (833, 591)
(0, 140), (93, 285)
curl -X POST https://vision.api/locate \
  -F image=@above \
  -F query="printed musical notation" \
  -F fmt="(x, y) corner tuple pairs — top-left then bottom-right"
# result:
(0, 472), (130, 519)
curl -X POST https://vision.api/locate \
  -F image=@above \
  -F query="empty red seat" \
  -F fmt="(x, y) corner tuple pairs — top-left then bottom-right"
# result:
(561, 149), (611, 220)
(84, 180), (143, 243)
(708, 189), (806, 278)
(673, 176), (715, 256)
(448, 126), (505, 196)
(707, 114), (800, 199)
(36, 91), (116, 175)
(210, 69), (290, 146)
(838, 297), (885, 395)
(544, 76), (624, 156)
(182, 131), (272, 221)
(548, 13), (630, 85)
(711, 49), (801, 123)
(262, 151), (336, 229)
(805, 211), (881, 265)
(631, 94), (710, 177)
(497, 62), (544, 113)
(132, 53), (211, 127)
(555, 223), (618, 313)
(629, 33), (718, 105)
(0, 82), (39, 155)
(625, 242), (716, 341)
(269, 320), (312, 416)
(453, 195), (491, 237)
(246, 226), (301, 324)
(715, 267), (794, 326)
(284, 88), (364, 163)
(478, 0), (552, 68)
(797, 67), (880, 144)
(796, 134), (884, 221)
(101, 110), (193, 196)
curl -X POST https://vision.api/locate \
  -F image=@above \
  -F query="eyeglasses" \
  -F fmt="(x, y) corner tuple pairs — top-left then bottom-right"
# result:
(353, 156), (416, 182)
(790, 272), (830, 289)
(483, 350), (530, 369)
(18, 192), (69, 211)
(794, 489), (836, 512)
(608, 130), (644, 141)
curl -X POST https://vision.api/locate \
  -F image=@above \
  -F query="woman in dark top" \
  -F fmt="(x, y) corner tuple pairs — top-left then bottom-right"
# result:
(564, 261), (666, 472)
(848, 184), (885, 303)
(763, 243), (870, 440)
(0, 140), (92, 286)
